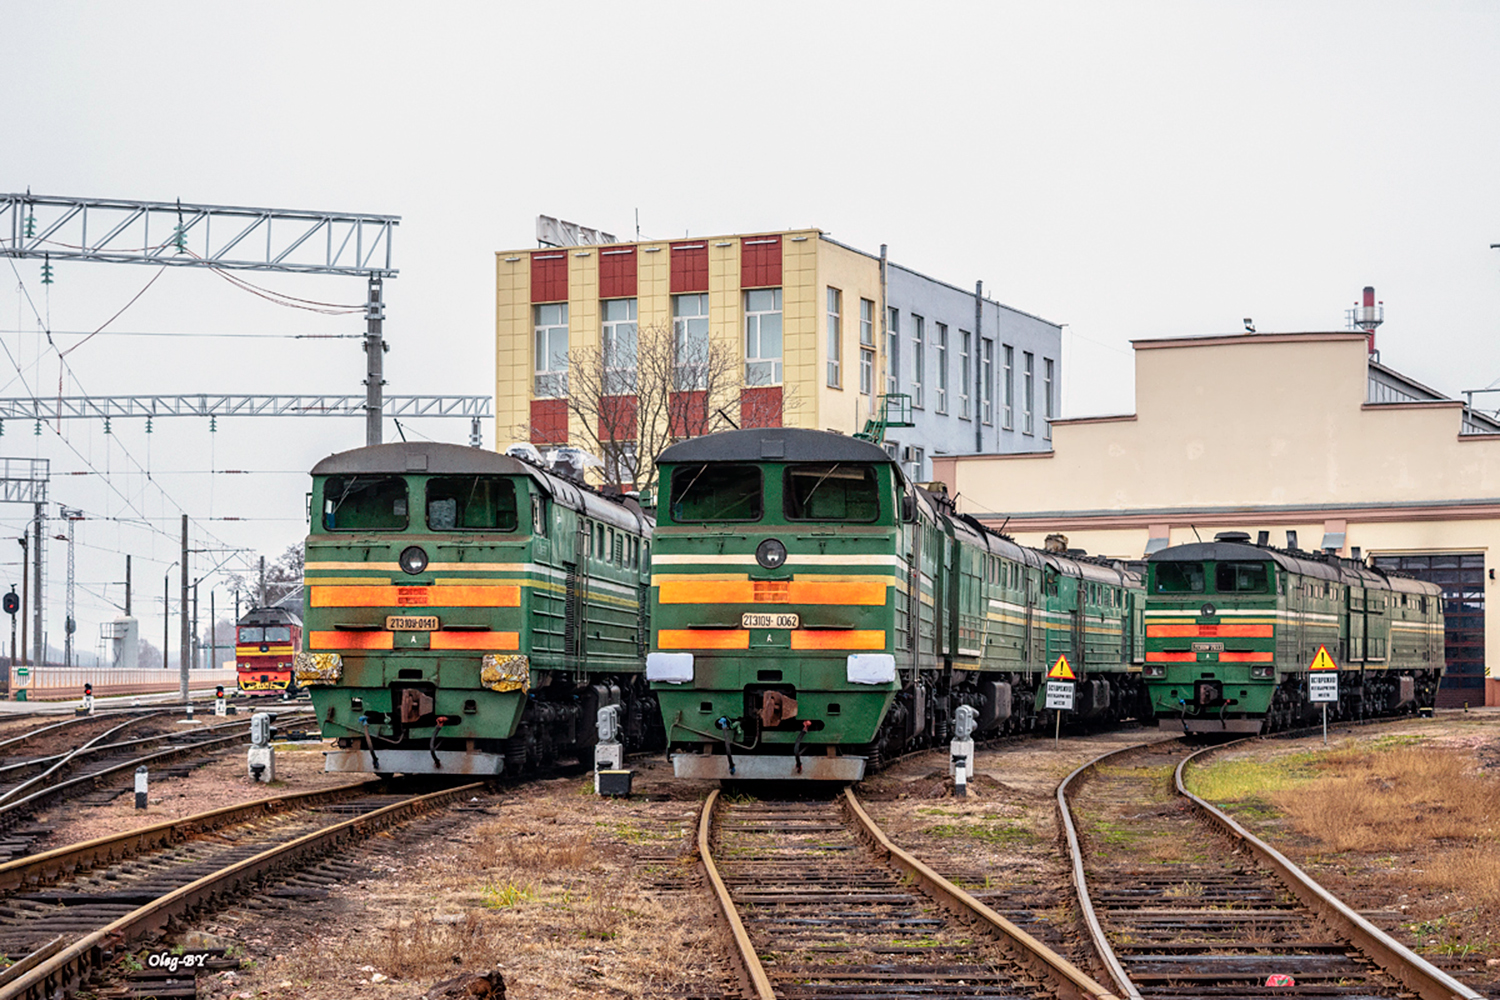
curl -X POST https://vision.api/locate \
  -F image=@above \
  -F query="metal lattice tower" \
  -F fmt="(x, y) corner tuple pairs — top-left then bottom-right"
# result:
(59, 506), (82, 667)
(1, 192), (400, 447)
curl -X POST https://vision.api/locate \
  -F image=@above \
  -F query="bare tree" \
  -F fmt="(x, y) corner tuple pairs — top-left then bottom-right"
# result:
(226, 543), (304, 610)
(545, 321), (799, 495)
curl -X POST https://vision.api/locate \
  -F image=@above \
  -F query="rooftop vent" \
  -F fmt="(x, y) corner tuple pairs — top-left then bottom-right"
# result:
(1214, 531), (1252, 544)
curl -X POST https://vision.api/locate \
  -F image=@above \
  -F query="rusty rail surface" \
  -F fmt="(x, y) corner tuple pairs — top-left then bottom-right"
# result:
(842, 787), (1121, 1000)
(0, 779), (379, 893)
(0, 711), (314, 832)
(0, 714), (147, 755)
(1174, 744), (1485, 1000)
(1056, 742), (1155, 1000)
(0, 780), (484, 1000)
(696, 788), (776, 1000)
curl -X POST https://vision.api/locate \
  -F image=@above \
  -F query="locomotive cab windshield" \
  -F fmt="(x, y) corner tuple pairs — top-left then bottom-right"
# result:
(323, 475), (408, 530)
(425, 476), (519, 531)
(1150, 560), (1271, 594)
(784, 463), (879, 521)
(670, 464), (763, 521)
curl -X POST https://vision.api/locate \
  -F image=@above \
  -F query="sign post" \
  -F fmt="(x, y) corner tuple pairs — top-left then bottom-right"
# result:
(1307, 645), (1339, 745)
(1045, 655), (1077, 746)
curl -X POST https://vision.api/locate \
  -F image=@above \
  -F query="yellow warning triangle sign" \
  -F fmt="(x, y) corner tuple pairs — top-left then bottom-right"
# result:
(1047, 655), (1076, 680)
(1309, 645), (1338, 671)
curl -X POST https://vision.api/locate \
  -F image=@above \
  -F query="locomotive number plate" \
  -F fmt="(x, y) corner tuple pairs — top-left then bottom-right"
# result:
(1191, 641), (1225, 652)
(742, 612), (800, 629)
(386, 615), (439, 631)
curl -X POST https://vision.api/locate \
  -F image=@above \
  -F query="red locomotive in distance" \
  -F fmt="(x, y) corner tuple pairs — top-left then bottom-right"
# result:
(235, 606), (302, 696)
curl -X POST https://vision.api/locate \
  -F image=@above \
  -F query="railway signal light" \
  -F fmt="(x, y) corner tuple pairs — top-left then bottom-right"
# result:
(2, 591), (18, 615)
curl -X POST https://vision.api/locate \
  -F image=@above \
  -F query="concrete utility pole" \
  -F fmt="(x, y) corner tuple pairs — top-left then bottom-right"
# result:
(31, 505), (42, 666)
(179, 515), (190, 702)
(365, 276), (386, 446)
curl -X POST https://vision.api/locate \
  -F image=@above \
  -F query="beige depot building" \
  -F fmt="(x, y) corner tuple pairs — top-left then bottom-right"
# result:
(933, 331), (1499, 707)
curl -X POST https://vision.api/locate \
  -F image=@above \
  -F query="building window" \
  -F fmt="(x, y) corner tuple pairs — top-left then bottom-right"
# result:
(1003, 345), (1014, 430)
(887, 308), (900, 394)
(1023, 350), (1034, 435)
(935, 323), (948, 414)
(745, 288), (783, 385)
(908, 445), (924, 483)
(959, 330), (971, 419)
(1044, 357), (1054, 441)
(673, 292), (709, 390)
(859, 299), (875, 401)
(981, 338), (994, 425)
(601, 298), (637, 393)
(827, 287), (842, 388)
(911, 314), (925, 408)
(534, 303), (569, 397)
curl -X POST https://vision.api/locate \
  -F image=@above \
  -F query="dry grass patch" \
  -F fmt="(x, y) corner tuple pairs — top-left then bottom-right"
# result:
(1271, 745), (1500, 852)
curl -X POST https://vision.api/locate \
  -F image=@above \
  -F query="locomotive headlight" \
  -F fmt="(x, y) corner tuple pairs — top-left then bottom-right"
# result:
(1250, 665), (1275, 679)
(398, 545), (429, 575)
(755, 538), (788, 570)
(1143, 663), (1166, 678)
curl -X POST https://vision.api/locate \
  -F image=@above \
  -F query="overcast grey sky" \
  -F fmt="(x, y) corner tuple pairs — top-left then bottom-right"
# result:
(3, 1), (1498, 659)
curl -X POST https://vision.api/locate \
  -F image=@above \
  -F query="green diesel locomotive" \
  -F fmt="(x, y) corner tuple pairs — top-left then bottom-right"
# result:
(1144, 532), (1444, 733)
(294, 442), (661, 776)
(647, 428), (1148, 781)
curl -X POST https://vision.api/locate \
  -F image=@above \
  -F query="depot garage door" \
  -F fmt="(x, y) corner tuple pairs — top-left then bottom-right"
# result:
(1371, 553), (1485, 708)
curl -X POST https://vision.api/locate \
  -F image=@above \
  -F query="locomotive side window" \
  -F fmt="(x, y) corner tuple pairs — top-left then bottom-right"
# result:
(783, 463), (879, 522)
(323, 475), (408, 531)
(670, 464), (763, 522)
(1153, 561), (1204, 593)
(425, 477), (519, 531)
(1214, 561), (1269, 593)
(531, 494), (548, 536)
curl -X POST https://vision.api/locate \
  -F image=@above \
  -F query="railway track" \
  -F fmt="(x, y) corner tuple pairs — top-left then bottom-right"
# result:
(698, 787), (1118, 1000)
(0, 711), (315, 860)
(1058, 738), (1486, 1000)
(0, 779), (483, 1000)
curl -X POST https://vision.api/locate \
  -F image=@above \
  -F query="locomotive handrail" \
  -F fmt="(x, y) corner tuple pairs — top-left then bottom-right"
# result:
(1175, 743), (1485, 1000)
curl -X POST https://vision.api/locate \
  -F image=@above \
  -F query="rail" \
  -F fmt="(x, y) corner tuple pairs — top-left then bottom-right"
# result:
(0, 779), (378, 892)
(843, 787), (1120, 1000)
(1057, 737), (1487, 1000)
(0, 782), (482, 1000)
(696, 789), (776, 1000)
(1174, 743), (1484, 1000)
(696, 786), (1120, 1000)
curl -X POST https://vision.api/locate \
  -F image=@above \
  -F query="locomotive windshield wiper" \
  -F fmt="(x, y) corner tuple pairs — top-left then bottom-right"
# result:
(796, 462), (841, 512)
